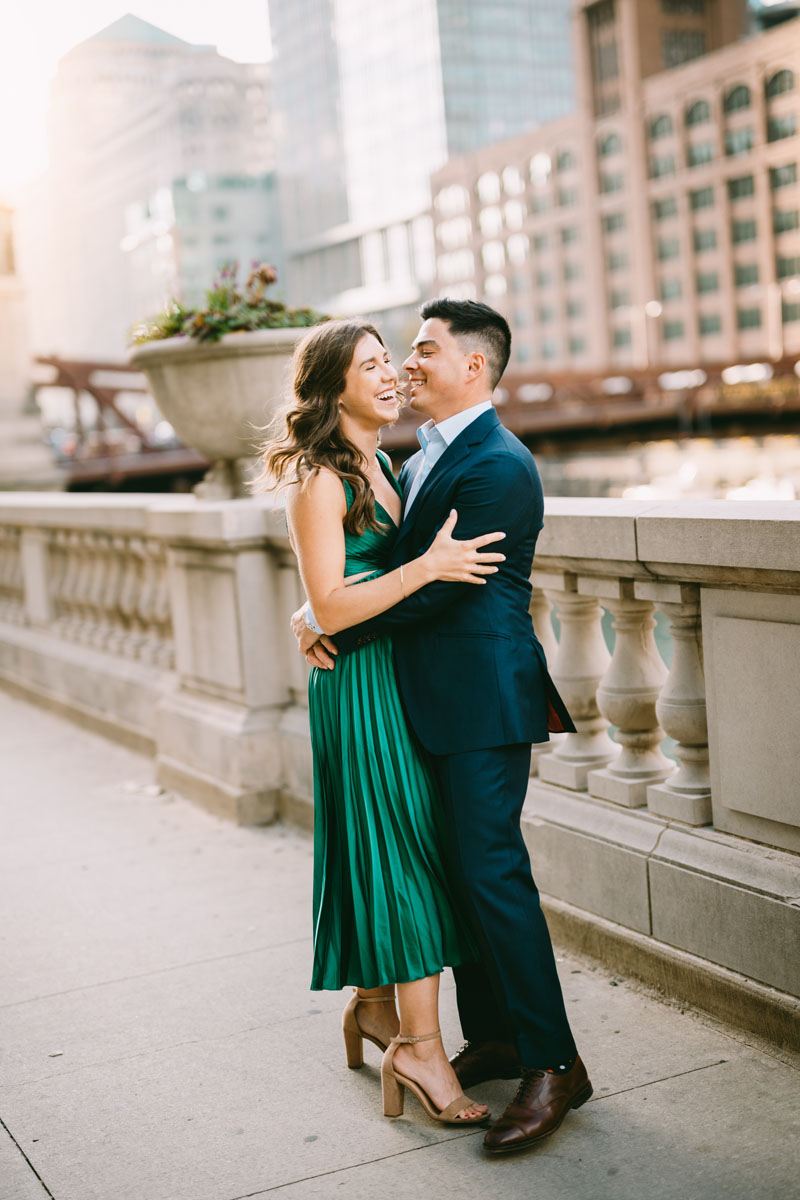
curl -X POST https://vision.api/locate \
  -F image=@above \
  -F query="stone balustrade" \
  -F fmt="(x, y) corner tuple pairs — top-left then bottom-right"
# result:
(0, 492), (798, 1046)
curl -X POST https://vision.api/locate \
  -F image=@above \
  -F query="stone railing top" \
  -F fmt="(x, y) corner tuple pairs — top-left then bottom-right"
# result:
(537, 498), (800, 581)
(1, 493), (798, 579)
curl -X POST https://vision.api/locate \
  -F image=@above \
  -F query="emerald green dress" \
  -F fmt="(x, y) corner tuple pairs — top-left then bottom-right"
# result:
(309, 455), (476, 990)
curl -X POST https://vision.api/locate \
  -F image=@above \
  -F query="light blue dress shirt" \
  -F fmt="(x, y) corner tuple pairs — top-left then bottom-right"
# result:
(404, 400), (494, 512)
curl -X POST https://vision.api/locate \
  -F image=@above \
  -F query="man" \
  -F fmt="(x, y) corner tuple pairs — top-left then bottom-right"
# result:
(296, 298), (591, 1154)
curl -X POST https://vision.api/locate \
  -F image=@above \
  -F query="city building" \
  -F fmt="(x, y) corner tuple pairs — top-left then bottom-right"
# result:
(16, 14), (276, 360)
(430, 0), (800, 374)
(267, 0), (576, 345)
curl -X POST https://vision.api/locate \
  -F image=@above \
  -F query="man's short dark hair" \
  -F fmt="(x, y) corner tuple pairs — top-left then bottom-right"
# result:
(419, 297), (511, 388)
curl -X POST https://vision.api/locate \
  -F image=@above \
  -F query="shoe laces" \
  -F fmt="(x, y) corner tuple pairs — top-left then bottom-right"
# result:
(514, 1067), (546, 1102)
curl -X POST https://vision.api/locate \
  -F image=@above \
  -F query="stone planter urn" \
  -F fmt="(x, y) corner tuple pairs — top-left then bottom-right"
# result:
(129, 327), (308, 498)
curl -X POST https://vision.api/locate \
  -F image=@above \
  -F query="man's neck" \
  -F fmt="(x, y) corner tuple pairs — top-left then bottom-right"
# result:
(429, 397), (492, 427)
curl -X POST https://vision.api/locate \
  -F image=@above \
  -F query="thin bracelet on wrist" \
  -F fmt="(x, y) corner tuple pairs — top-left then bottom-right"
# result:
(400, 563), (406, 597)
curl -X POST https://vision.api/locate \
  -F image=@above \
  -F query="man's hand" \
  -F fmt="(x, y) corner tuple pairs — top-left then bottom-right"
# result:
(306, 637), (338, 670)
(290, 605), (338, 668)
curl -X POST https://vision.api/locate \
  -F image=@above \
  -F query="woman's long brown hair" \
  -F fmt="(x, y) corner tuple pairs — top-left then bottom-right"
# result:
(254, 319), (392, 534)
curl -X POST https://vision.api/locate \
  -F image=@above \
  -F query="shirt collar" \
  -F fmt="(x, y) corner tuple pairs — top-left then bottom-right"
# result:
(417, 400), (494, 452)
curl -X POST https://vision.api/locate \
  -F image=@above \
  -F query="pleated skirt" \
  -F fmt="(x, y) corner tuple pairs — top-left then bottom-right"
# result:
(308, 634), (476, 990)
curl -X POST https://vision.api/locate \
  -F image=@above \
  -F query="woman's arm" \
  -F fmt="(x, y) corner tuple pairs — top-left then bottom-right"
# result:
(286, 468), (504, 636)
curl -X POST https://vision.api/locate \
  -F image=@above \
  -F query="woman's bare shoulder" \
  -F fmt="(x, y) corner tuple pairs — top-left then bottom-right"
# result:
(286, 466), (345, 516)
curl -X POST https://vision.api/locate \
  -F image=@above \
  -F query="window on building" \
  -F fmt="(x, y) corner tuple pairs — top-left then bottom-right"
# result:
(770, 162), (798, 189)
(766, 69), (795, 100)
(533, 233), (550, 251)
(561, 226), (580, 245)
(516, 345), (532, 363)
(660, 278), (682, 300)
(541, 340), (558, 359)
(650, 155), (676, 179)
(734, 263), (759, 286)
(685, 99), (711, 127)
(598, 132), (622, 156)
(485, 275), (507, 297)
(663, 319), (685, 339)
(507, 234), (529, 264)
(599, 171), (624, 193)
(610, 289), (631, 308)
(613, 328), (632, 347)
(689, 186), (714, 210)
(783, 301), (800, 324)
(649, 114), (673, 140)
(482, 241), (505, 271)
(774, 209), (800, 234)
(663, 30), (706, 69)
(658, 237), (680, 260)
(529, 152), (552, 185)
(777, 254), (800, 278)
(608, 251), (628, 271)
(687, 142), (713, 167)
(536, 269), (552, 287)
(693, 228), (717, 251)
(556, 149), (577, 171)
(569, 336), (587, 355)
(725, 129), (754, 156)
(558, 187), (579, 207)
(564, 261), (582, 281)
(477, 172), (501, 204)
(737, 307), (762, 329)
(538, 306), (555, 322)
(768, 114), (798, 143)
(566, 299), (584, 318)
(531, 195), (552, 215)
(212, 206), (229, 220)
(696, 270), (719, 293)
(728, 174), (755, 200)
(502, 165), (525, 195)
(731, 218), (757, 243)
(698, 313), (722, 335)
(724, 84), (751, 113)
(662, 0), (705, 11)
(653, 196), (678, 220)
(603, 212), (625, 233)
(504, 200), (525, 230)
(479, 207), (503, 237)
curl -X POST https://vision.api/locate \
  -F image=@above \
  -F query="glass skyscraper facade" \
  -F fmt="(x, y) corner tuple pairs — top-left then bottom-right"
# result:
(268, 0), (575, 339)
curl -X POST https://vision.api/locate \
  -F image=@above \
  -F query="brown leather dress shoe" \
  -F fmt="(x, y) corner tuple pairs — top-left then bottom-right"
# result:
(482, 1057), (593, 1155)
(449, 1040), (521, 1090)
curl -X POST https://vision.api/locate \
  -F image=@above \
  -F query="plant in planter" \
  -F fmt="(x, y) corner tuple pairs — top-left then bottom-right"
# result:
(129, 263), (326, 497)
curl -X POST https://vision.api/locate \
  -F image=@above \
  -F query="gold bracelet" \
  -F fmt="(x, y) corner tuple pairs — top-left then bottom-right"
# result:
(400, 563), (406, 597)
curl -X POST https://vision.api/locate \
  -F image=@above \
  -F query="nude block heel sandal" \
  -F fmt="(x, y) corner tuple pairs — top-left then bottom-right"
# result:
(342, 989), (396, 1069)
(381, 1031), (489, 1124)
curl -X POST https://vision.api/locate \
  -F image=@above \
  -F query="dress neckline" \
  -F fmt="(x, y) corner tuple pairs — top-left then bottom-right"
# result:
(373, 451), (402, 530)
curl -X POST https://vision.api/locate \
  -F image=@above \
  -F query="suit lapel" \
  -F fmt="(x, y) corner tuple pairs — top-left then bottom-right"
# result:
(394, 408), (499, 554)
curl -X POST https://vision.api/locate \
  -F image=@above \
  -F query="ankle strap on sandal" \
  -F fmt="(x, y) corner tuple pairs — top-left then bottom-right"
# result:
(390, 1029), (442, 1044)
(354, 990), (395, 1003)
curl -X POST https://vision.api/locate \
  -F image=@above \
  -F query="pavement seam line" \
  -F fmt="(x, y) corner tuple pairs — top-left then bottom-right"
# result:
(0, 1114), (56, 1199)
(224, 1129), (484, 1198)
(0, 935), (311, 1012)
(591, 1056), (728, 1102)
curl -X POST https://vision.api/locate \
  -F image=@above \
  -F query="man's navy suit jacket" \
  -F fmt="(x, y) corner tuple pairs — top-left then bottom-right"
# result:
(334, 407), (577, 756)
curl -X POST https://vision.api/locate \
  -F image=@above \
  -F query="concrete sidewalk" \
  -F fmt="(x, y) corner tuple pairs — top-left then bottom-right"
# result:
(1, 689), (798, 1200)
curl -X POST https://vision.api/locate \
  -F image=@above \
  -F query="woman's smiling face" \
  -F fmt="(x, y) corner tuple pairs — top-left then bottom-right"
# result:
(339, 332), (400, 430)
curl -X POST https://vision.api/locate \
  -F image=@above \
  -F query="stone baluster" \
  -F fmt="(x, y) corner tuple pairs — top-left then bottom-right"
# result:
(634, 581), (712, 825)
(136, 538), (161, 663)
(100, 536), (127, 653)
(0, 526), (24, 621)
(535, 571), (617, 791)
(586, 578), (674, 808)
(117, 537), (146, 658)
(529, 585), (562, 775)
(58, 531), (86, 638)
(149, 544), (175, 669)
(85, 532), (112, 648)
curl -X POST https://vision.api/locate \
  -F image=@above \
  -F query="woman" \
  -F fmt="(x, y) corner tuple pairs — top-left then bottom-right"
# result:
(258, 319), (505, 1125)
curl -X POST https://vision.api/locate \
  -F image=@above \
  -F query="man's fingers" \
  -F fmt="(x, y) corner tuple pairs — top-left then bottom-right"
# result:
(472, 531), (506, 547)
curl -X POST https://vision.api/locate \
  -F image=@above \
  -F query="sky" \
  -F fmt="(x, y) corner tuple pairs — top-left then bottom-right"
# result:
(0, 2), (271, 199)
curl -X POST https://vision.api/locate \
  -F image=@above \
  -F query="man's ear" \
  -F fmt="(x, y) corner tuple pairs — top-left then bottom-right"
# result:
(466, 351), (486, 379)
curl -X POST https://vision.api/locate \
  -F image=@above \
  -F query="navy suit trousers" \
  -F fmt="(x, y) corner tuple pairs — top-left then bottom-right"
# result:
(431, 743), (577, 1067)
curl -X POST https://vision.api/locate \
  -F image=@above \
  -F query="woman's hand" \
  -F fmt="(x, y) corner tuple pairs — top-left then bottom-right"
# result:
(422, 510), (505, 584)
